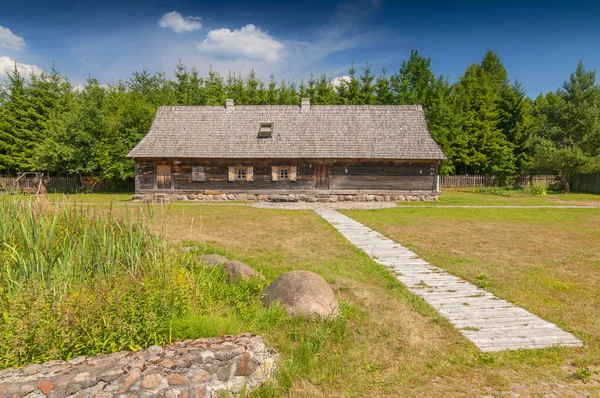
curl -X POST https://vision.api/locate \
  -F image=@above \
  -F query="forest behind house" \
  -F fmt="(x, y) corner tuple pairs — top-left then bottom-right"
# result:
(1, 49), (599, 191)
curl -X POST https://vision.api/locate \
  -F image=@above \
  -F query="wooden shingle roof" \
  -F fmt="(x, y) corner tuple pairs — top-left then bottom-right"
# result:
(127, 102), (446, 160)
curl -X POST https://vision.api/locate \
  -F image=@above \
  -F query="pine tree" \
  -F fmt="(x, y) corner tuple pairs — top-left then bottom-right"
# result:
(173, 62), (205, 105)
(314, 74), (337, 105)
(499, 79), (536, 173)
(452, 51), (517, 180)
(359, 64), (376, 104)
(245, 69), (264, 105)
(204, 68), (226, 106)
(533, 61), (600, 191)
(0, 66), (28, 172)
(390, 50), (459, 173)
(392, 49), (435, 105)
(374, 68), (393, 105)
(266, 75), (278, 105)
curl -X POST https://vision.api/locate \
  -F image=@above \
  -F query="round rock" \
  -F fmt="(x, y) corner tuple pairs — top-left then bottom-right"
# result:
(198, 254), (229, 268)
(262, 271), (339, 319)
(224, 261), (264, 282)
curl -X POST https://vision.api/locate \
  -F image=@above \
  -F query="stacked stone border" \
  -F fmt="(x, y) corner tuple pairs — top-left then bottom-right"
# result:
(0, 334), (277, 398)
(134, 192), (439, 204)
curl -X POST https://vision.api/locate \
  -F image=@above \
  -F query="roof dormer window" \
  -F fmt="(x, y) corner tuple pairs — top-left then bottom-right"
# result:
(258, 123), (273, 138)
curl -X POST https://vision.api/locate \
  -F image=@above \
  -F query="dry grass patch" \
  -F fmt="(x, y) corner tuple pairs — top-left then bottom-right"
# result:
(344, 207), (600, 392)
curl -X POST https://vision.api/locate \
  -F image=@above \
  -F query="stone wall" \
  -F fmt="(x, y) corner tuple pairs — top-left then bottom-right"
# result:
(0, 334), (277, 398)
(134, 192), (439, 204)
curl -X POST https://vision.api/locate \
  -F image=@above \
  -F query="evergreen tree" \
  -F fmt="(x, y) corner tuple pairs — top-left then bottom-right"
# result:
(245, 69), (264, 105)
(314, 74), (338, 104)
(390, 50), (459, 173)
(337, 64), (360, 104)
(533, 61), (600, 191)
(499, 79), (536, 172)
(452, 51), (516, 180)
(226, 72), (246, 104)
(374, 68), (393, 105)
(0, 66), (28, 172)
(359, 64), (376, 104)
(204, 68), (226, 106)
(266, 75), (278, 105)
(173, 62), (205, 105)
(392, 49), (435, 105)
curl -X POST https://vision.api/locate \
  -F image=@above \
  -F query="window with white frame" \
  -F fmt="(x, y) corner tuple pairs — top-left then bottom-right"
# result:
(228, 166), (253, 182)
(271, 166), (297, 182)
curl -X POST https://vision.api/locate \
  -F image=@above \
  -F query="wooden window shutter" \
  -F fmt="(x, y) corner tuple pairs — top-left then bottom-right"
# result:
(228, 166), (235, 182)
(289, 166), (297, 182)
(247, 167), (254, 181)
(192, 166), (205, 182)
(271, 166), (279, 181)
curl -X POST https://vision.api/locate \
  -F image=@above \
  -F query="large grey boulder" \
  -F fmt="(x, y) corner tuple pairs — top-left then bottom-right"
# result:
(262, 271), (339, 319)
(224, 260), (264, 282)
(198, 254), (229, 268)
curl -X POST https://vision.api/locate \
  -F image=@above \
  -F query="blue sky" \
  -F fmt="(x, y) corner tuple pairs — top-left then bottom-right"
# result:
(1, 0), (599, 96)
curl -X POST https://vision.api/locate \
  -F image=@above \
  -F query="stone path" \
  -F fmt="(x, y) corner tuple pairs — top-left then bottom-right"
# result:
(316, 208), (583, 352)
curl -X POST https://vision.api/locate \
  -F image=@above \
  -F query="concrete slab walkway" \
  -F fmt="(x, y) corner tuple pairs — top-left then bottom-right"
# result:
(316, 208), (583, 352)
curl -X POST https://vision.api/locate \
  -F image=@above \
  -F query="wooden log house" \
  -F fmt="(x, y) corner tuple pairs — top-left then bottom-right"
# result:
(127, 99), (446, 199)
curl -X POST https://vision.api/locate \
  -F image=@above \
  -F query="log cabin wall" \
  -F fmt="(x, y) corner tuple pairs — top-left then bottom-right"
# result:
(135, 158), (438, 193)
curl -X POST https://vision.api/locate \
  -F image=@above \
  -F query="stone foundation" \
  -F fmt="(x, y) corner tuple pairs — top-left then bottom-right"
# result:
(134, 192), (439, 204)
(0, 334), (277, 398)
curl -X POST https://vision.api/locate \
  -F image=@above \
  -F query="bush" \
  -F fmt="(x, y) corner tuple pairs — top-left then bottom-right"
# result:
(530, 184), (547, 196)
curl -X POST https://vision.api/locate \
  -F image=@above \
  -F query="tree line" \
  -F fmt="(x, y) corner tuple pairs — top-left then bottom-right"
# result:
(1, 50), (599, 191)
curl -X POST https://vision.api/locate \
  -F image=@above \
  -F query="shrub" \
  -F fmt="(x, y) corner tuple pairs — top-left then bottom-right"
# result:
(530, 184), (547, 196)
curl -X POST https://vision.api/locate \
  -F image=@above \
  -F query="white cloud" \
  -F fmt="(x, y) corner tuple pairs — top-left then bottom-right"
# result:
(158, 11), (202, 33)
(330, 75), (352, 92)
(0, 25), (26, 50)
(197, 24), (284, 62)
(0, 56), (43, 79)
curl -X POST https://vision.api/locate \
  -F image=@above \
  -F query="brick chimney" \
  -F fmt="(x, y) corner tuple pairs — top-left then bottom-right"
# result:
(301, 98), (310, 113)
(226, 98), (234, 113)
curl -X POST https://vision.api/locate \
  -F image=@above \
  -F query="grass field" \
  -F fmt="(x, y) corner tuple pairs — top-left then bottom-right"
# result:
(7, 190), (600, 396)
(401, 188), (600, 206)
(126, 193), (600, 396)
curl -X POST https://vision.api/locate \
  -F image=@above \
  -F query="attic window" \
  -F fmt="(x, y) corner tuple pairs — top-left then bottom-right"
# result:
(258, 123), (273, 138)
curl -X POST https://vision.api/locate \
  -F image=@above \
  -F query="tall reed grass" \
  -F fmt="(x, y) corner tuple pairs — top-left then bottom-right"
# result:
(0, 196), (266, 368)
(0, 197), (164, 296)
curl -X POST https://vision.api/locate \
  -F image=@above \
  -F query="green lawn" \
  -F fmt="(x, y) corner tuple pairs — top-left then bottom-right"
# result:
(401, 188), (600, 206)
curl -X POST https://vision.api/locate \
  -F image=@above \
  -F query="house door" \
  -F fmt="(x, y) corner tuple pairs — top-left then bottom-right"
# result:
(315, 165), (330, 189)
(156, 164), (172, 190)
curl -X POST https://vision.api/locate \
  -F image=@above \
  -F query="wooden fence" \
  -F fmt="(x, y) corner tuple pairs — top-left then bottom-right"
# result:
(440, 175), (557, 189)
(572, 173), (600, 194)
(0, 175), (82, 192)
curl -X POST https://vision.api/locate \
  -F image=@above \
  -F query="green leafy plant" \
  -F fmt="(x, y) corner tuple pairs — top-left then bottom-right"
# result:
(475, 273), (492, 289)
(530, 184), (547, 196)
(574, 366), (593, 381)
